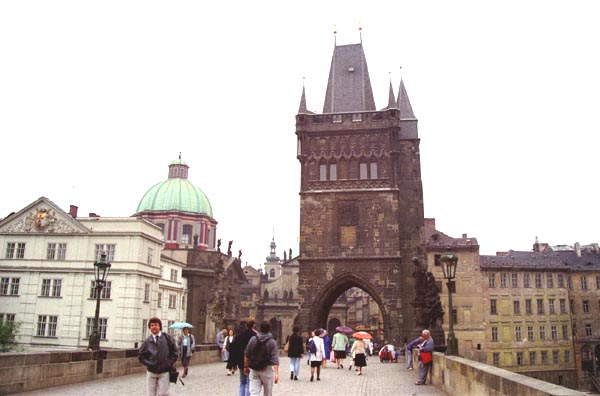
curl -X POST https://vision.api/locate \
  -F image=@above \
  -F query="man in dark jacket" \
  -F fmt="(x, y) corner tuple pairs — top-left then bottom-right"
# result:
(138, 317), (178, 396)
(228, 320), (256, 396)
(244, 321), (279, 396)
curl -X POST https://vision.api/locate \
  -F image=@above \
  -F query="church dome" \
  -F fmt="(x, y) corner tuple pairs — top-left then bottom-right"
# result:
(135, 157), (213, 217)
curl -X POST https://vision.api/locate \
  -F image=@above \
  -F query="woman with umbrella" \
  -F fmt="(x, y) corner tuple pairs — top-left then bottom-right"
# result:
(178, 326), (195, 378)
(350, 332), (371, 375)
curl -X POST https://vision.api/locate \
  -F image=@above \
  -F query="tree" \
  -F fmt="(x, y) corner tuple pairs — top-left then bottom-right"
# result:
(0, 321), (20, 352)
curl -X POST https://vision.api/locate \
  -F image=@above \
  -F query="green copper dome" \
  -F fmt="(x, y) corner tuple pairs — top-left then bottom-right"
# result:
(135, 157), (213, 217)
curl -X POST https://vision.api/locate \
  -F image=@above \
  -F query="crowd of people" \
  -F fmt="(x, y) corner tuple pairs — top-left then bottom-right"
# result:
(138, 316), (435, 396)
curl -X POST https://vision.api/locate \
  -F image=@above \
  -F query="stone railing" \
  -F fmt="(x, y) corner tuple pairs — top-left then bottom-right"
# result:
(430, 352), (586, 396)
(0, 345), (219, 395)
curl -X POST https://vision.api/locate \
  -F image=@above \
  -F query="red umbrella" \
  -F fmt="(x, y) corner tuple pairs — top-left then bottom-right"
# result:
(352, 331), (372, 340)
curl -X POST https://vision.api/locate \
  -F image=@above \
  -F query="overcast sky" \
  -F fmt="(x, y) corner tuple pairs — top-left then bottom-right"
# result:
(1, 1), (598, 268)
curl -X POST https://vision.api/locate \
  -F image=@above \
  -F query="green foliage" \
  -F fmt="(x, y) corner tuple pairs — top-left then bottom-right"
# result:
(0, 321), (20, 352)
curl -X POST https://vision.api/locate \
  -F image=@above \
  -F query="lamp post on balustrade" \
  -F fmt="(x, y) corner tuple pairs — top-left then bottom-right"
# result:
(88, 252), (111, 350)
(440, 251), (458, 356)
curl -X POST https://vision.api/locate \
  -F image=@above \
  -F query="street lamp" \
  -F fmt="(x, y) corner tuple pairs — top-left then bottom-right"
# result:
(440, 251), (458, 356)
(88, 252), (111, 350)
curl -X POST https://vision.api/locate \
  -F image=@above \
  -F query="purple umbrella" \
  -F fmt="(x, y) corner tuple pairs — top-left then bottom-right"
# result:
(335, 325), (353, 333)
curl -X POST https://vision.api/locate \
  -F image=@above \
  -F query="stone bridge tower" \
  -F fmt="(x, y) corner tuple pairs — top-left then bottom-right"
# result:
(295, 40), (425, 344)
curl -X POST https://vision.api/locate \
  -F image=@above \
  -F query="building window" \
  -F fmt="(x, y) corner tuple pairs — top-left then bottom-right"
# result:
(36, 315), (58, 337)
(560, 298), (567, 314)
(585, 324), (593, 337)
(489, 273), (496, 288)
(0, 313), (16, 325)
(511, 273), (518, 288)
(170, 269), (178, 282)
(565, 350), (571, 363)
(5, 242), (25, 259)
(181, 225), (193, 244)
(0, 277), (20, 296)
(370, 162), (377, 179)
(541, 351), (548, 365)
(515, 326), (522, 342)
(330, 164), (337, 181)
(269, 269), (275, 278)
(168, 294), (176, 309)
(562, 324), (569, 340)
(535, 273), (542, 288)
(47, 243), (67, 260)
(537, 299), (544, 314)
(567, 276), (573, 290)
(86, 317), (108, 340)
(491, 327), (498, 342)
(553, 350), (560, 365)
(501, 273), (508, 288)
(525, 299), (532, 315)
(40, 279), (62, 297)
(547, 273), (554, 288)
(516, 352), (524, 365)
(94, 244), (116, 261)
(583, 300), (590, 313)
(551, 325), (558, 340)
(160, 266), (164, 278)
(513, 300), (521, 315)
(529, 351), (536, 365)
(527, 326), (534, 341)
(581, 276), (589, 290)
(167, 320), (176, 335)
(557, 273), (565, 288)
(359, 163), (368, 179)
(451, 309), (458, 324)
(320, 164), (327, 181)
(181, 295), (186, 310)
(523, 273), (530, 288)
(490, 299), (497, 315)
(147, 248), (153, 265)
(144, 284), (150, 302)
(90, 281), (112, 299)
(549, 299), (555, 314)
(539, 326), (546, 340)
(157, 292), (162, 308)
(359, 162), (377, 180)
(493, 353), (500, 366)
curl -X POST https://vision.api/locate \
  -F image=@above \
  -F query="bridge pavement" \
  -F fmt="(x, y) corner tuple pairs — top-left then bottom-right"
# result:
(17, 357), (444, 396)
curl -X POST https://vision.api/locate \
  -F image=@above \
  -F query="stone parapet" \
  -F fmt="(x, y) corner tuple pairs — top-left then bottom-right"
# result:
(431, 352), (586, 396)
(0, 344), (219, 395)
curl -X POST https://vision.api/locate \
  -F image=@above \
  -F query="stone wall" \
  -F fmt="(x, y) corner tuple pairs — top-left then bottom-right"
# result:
(0, 345), (219, 395)
(430, 352), (586, 396)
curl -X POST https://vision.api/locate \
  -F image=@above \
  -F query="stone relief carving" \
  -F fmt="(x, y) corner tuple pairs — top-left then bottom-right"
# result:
(0, 206), (80, 233)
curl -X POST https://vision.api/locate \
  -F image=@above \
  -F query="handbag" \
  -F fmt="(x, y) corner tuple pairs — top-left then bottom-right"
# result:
(420, 351), (433, 364)
(284, 340), (289, 353)
(169, 369), (179, 383)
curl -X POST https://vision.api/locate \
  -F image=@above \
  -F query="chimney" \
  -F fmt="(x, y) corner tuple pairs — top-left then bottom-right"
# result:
(424, 218), (436, 228)
(69, 205), (78, 218)
(575, 242), (581, 257)
(462, 233), (467, 239)
(88, 213), (100, 218)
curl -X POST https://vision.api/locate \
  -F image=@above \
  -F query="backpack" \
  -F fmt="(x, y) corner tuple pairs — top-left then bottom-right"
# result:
(248, 337), (271, 370)
(307, 338), (317, 354)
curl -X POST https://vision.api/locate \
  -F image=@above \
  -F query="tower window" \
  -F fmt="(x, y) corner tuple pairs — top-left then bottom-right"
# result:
(359, 162), (378, 180)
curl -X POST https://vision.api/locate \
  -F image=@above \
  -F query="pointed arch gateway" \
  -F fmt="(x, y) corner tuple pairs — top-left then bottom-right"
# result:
(309, 272), (388, 331)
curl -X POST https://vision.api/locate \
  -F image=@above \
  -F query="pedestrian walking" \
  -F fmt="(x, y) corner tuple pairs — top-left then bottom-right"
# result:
(350, 337), (367, 375)
(286, 326), (304, 381)
(331, 330), (348, 369)
(321, 330), (330, 368)
(415, 329), (434, 385)
(178, 327), (195, 378)
(308, 328), (325, 382)
(228, 320), (256, 396)
(138, 317), (178, 396)
(217, 328), (227, 363)
(306, 330), (314, 365)
(244, 320), (279, 396)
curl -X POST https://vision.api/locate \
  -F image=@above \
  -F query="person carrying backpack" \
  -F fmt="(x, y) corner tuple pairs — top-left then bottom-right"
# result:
(243, 321), (279, 396)
(308, 328), (325, 382)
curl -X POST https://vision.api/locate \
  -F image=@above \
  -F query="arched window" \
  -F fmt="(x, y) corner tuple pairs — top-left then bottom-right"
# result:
(182, 224), (193, 244)
(269, 268), (276, 278)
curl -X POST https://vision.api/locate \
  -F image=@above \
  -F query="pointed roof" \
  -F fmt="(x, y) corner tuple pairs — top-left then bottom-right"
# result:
(397, 79), (416, 119)
(322, 43), (376, 113)
(298, 85), (312, 114)
(387, 80), (397, 109)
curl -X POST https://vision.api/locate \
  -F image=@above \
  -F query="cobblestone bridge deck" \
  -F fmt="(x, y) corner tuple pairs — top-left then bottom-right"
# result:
(17, 357), (444, 396)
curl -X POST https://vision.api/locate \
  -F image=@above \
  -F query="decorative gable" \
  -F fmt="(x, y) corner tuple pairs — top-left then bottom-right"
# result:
(0, 197), (89, 234)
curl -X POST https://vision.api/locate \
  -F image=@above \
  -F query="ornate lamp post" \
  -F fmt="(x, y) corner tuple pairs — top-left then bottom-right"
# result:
(440, 251), (458, 356)
(88, 253), (111, 350)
